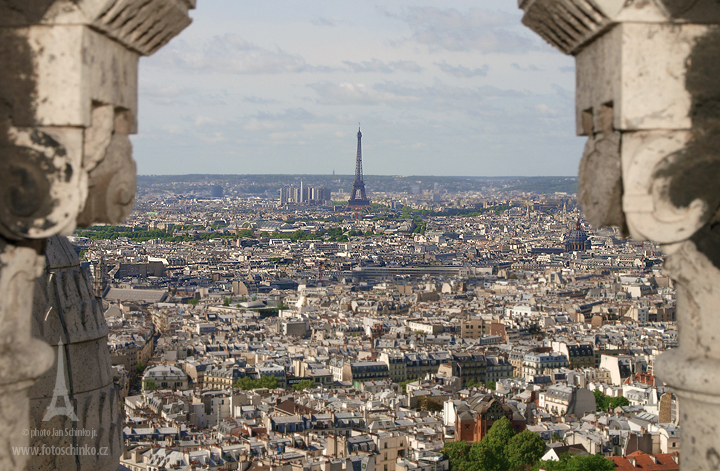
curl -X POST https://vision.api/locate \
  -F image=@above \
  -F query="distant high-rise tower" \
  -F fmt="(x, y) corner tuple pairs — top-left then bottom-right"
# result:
(347, 126), (370, 208)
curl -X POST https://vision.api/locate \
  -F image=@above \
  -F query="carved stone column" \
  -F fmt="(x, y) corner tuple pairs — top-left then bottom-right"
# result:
(0, 1), (195, 470)
(519, 1), (720, 468)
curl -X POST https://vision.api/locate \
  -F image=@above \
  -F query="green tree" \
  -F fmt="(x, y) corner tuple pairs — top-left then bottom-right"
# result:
(135, 362), (145, 375)
(607, 396), (630, 410)
(593, 389), (606, 411)
(258, 375), (279, 389)
(470, 417), (515, 471)
(188, 298), (199, 305)
(442, 441), (473, 471)
(233, 375), (279, 390)
(534, 454), (615, 471)
(566, 454), (615, 471)
(485, 380), (496, 390)
(594, 390), (629, 412)
(292, 379), (315, 391)
(507, 430), (546, 470)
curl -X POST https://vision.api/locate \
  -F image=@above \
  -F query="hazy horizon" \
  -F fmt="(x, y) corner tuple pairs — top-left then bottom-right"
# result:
(137, 173), (578, 178)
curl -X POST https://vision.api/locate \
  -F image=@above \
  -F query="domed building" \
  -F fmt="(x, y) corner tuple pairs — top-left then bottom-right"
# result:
(564, 220), (591, 252)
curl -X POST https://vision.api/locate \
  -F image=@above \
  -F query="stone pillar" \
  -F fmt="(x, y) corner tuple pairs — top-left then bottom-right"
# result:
(0, 1), (195, 469)
(519, 1), (720, 468)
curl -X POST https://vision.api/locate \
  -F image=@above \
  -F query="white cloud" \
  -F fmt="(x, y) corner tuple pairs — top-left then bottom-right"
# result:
(243, 96), (279, 104)
(436, 61), (489, 78)
(194, 116), (223, 126)
(387, 7), (538, 53)
(150, 34), (334, 75)
(161, 124), (184, 134)
(535, 103), (559, 116)
(344, 58), (423, 74)
(307, 82), (422, 105)
(511, 63), (542, 72)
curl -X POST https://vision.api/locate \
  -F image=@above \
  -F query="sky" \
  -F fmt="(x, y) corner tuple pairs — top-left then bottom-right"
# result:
(131, 0), (583, 177)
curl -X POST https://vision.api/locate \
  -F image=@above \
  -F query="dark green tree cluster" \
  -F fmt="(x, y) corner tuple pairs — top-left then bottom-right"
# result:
(324, 228), (366, 241)
(533, 453), (615, 471)
(76, 225), (256, 242)
(269, 229), (320, 242)
(233, 375), (279, 390)
(442, 417), (545, 471)
(292, 379), (315, 391)
(593, 390), (629, 412)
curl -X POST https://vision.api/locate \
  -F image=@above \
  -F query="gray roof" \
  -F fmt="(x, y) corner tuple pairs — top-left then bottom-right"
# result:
(105, 288), (167, 303)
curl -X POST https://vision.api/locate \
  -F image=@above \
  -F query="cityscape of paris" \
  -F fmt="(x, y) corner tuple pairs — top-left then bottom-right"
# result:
(71, 129), (677, 471)
(5, 1), (698, 471)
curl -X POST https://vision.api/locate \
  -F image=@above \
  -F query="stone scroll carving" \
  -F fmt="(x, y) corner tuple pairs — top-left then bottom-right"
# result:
(0, 1), (195, 470)
(519, 1), (720, 469)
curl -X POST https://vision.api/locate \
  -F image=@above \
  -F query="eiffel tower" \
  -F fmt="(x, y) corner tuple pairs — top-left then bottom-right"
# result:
(43, 339), (78, 422)
(347, 126), (370, 209)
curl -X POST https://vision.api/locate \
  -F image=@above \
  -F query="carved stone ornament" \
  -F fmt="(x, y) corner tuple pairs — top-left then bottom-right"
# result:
(0, 1), (195, 470)
(519, 1), (720, 469)
(0, 127), (87, 240)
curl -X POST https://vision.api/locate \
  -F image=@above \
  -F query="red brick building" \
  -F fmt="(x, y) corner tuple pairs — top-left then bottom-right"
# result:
(455, 395), (526, 442)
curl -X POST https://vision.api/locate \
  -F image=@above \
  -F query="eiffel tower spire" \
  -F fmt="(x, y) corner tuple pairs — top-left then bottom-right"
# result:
(43, 339), (78, 421)
(347, 125), (370, 208)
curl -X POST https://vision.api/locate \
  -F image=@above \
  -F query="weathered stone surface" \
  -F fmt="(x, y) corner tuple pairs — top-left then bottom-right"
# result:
(29, 236), (120, 470)
(0, 389), (35, 471)
(29, 383), (122, 471)
(33, 238), (109, 345)
(658, 0), (720, 22)
(0, 2), (193, 470)
(0, 26), (139, 129)
(83, 104), (115, 172)
(0, 127), (86, 240)
(578, 129), (626, 232)
(0, 0), (195, 56)
(77, 133), (137, 226)
(621, 130), (708, 243)
(519, 2), (720, 469)
(29, 339), (113, 398)
(519, 0), (670, 55)
(0, 241), (55, 471)
(575, 23), (709, 134)
(519, 0), (613, 55)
